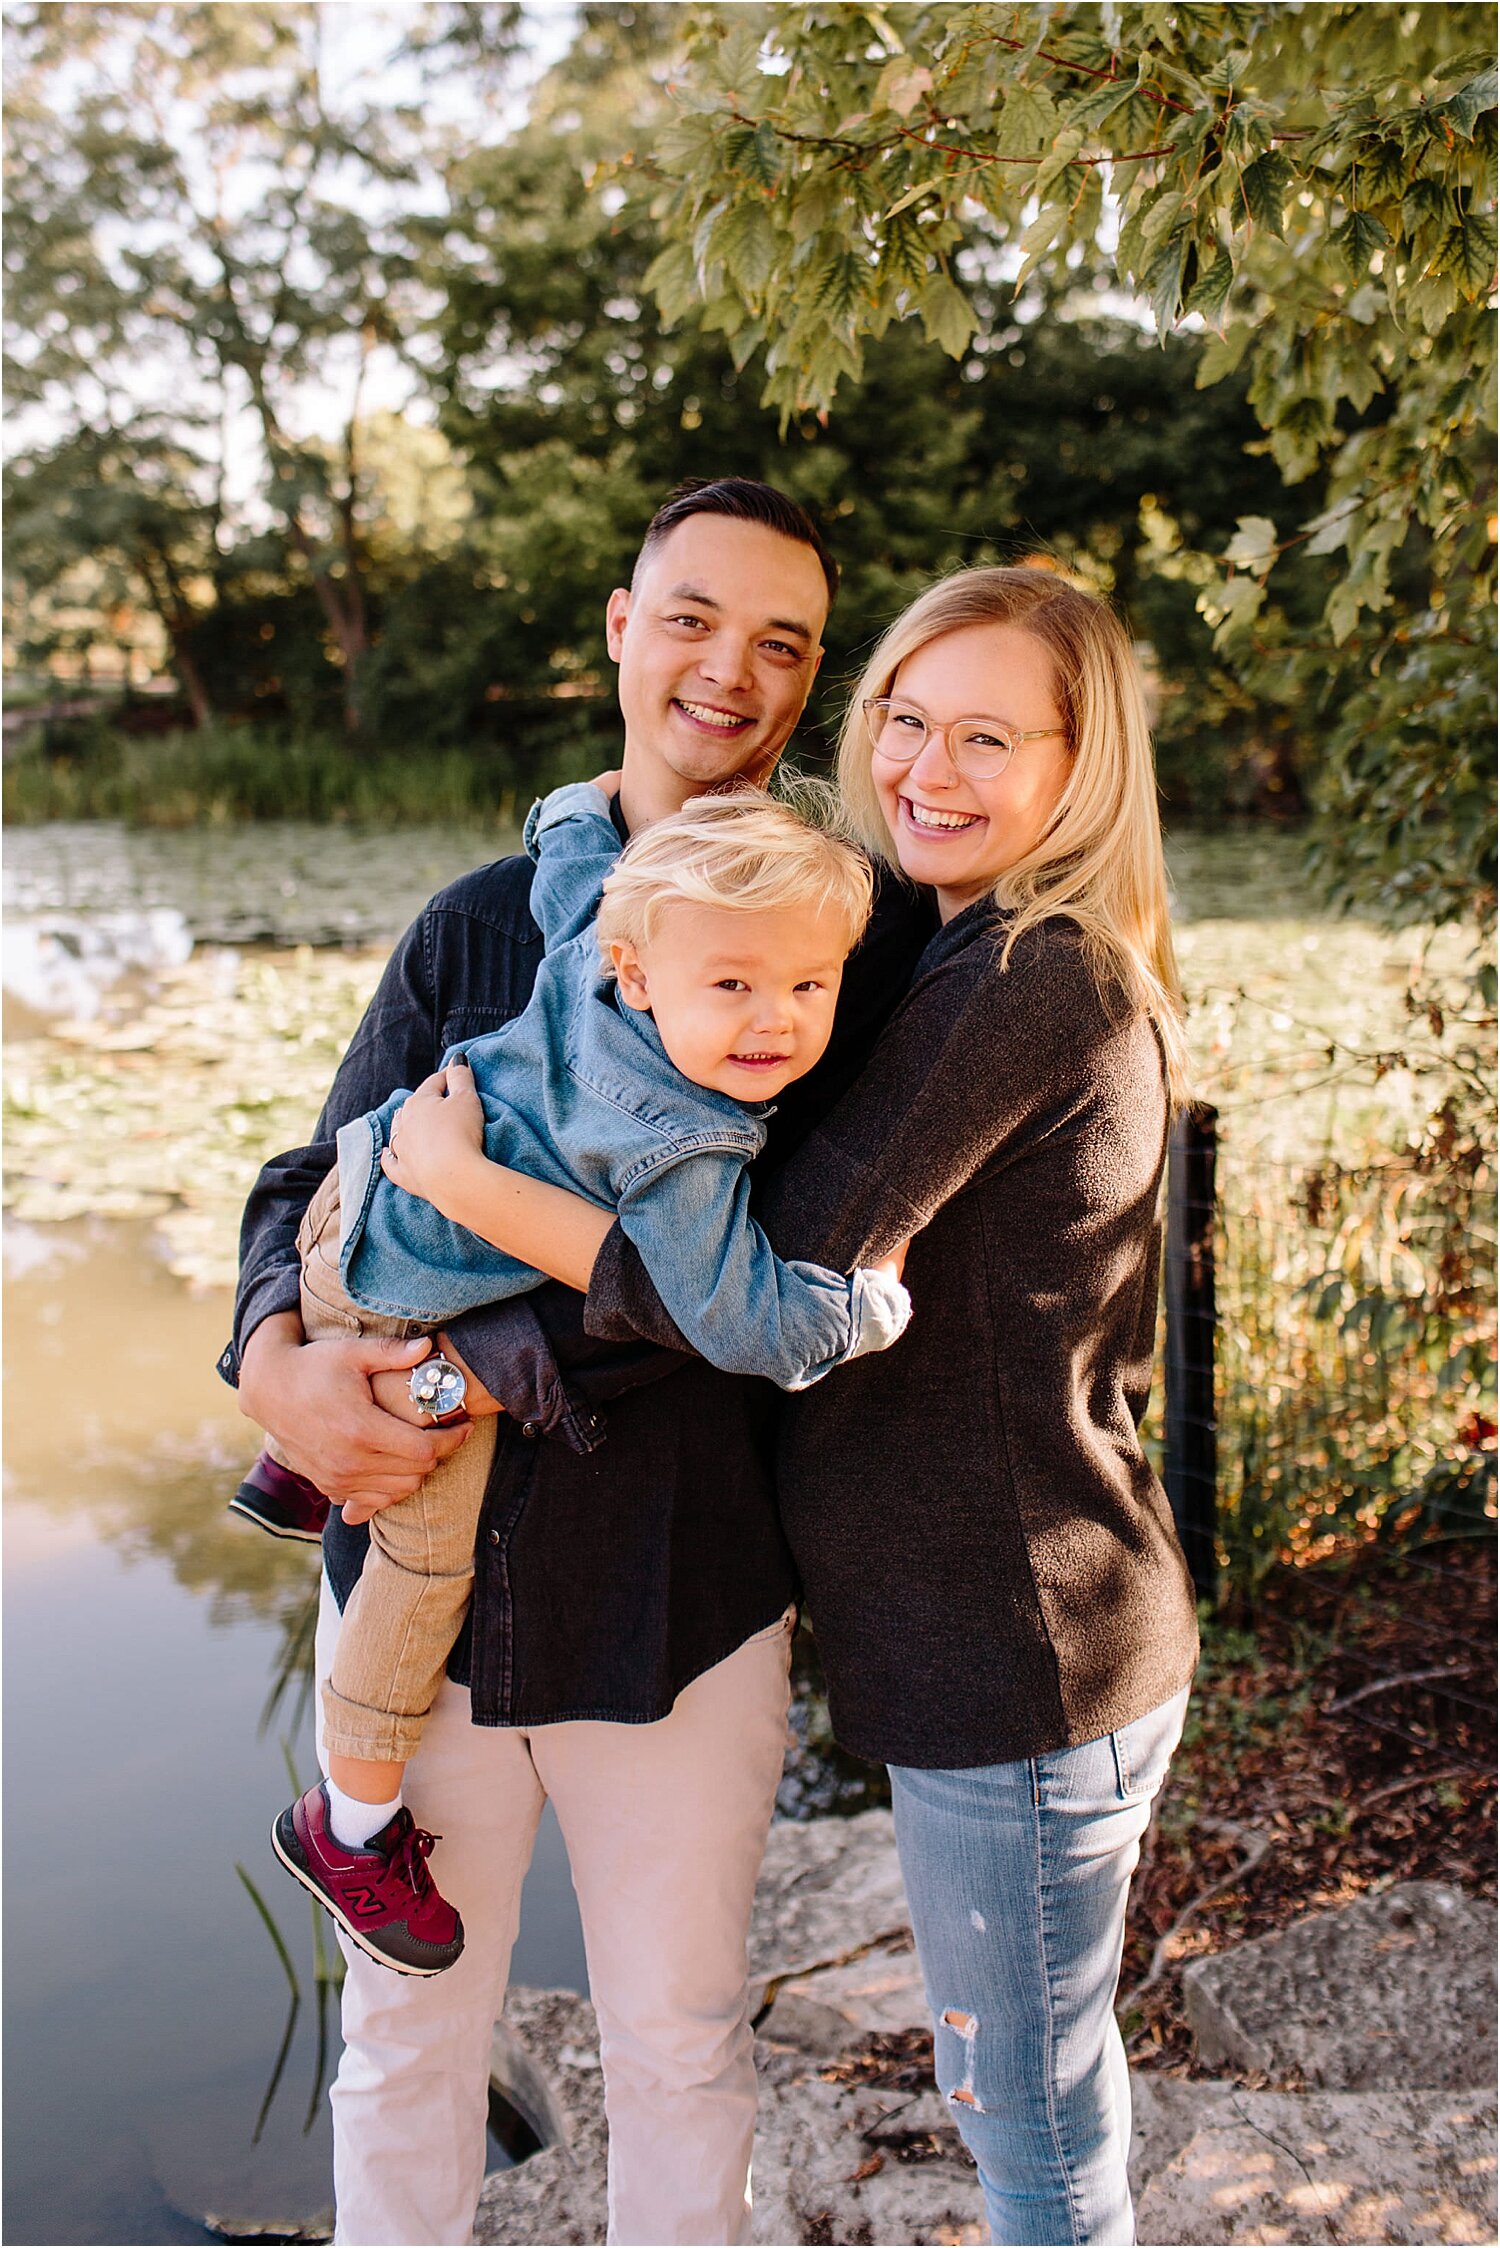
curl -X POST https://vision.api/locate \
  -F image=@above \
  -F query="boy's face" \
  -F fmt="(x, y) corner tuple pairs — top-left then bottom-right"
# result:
(611, 897), (850, 1101)
(606, 515), (829, 824)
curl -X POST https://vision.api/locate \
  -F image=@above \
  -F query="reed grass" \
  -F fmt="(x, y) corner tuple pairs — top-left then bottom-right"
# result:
(2, 719), (594, 827)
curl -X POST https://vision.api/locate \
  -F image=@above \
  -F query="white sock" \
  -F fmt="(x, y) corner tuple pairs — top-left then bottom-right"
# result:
(326, 1778), (402, 1851)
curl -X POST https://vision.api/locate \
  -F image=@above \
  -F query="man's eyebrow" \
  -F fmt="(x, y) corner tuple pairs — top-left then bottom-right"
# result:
(664, 583), (815, 643)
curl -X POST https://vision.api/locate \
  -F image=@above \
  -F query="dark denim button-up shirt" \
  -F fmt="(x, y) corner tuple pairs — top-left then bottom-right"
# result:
(220, 811), (936, 1727)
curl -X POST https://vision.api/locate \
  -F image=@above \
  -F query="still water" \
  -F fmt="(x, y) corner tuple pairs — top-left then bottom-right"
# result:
(3, 1221), (590, 2246)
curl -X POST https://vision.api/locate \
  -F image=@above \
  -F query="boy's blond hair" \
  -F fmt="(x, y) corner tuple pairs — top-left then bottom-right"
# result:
(596, 790), (873, 967)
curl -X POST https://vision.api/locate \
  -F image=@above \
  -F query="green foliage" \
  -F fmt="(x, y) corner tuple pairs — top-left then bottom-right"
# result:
(2, 0), (473, 730)
(5, 2), (1492, 862)
(1, 715), (606, 827)
(638, 2), (1497, 933)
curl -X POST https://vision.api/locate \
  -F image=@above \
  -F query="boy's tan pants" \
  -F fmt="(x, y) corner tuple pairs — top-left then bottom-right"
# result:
(276, 1167), (497, 1764)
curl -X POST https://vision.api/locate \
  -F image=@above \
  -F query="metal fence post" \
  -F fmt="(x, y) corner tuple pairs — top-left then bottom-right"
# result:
(1165, 1101), (1219, 1601)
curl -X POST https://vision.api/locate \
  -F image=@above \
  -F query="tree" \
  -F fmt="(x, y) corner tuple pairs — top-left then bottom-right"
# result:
(3, 1), (476, 732)
(636, 4), (1497, 931)
(3, 420), (219, 721)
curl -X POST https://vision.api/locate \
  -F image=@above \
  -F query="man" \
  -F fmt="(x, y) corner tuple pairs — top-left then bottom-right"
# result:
(223, 478), (934, 2245)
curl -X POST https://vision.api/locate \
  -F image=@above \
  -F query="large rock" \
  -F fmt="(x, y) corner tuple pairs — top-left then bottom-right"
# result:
(1133, 2083), (1497, 2246)
(477, 1991), (1499, 2248)
(758, 1935), (929, 2055)
(748, 1810), (911, 1992)
(749, 2039), (979, 2247)
(476, 1988), (608, 2247)
(1182, 1883), (1498, 2092)
(476, 1987), (981, 2248)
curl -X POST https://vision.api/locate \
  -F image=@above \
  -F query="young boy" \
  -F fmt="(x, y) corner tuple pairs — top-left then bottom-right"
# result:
(256, 780), (911, 1974)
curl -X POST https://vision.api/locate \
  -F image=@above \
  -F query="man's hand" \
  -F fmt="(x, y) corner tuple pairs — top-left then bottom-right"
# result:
(237, 1312), (471, 1520)
(380, 1062), (486, 1216)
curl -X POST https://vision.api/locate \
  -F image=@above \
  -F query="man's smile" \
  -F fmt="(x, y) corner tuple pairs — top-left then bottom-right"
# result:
(673, 698), (753, 732)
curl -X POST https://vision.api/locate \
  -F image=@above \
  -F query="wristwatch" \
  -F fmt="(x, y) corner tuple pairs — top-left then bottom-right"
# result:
(408, 1351), (469, 1424)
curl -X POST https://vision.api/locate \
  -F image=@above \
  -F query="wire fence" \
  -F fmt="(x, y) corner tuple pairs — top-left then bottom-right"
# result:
(1154, 1106), (1497, 1608)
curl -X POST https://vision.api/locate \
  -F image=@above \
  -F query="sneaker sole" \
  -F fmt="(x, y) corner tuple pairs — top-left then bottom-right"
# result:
(227, 1495), (326, 1542)
(269, 1814), (456, 1977)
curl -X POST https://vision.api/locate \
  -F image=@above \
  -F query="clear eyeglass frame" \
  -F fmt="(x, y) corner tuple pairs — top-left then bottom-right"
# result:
(862, 697), (1066, 780)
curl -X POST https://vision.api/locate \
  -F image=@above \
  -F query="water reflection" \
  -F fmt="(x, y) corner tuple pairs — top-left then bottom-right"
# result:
(3, 1219), (587, 2245)
(4, 821), (517, 950)
(4, 908), (194, 1029)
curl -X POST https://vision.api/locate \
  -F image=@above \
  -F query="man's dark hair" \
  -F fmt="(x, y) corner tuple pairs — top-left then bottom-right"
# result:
(633, 477), (839, 604)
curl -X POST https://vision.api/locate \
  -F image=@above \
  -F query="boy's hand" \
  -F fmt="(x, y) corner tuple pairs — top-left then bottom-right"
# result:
(589, 769), (623, 800)
(380, 1061), (486, 1216)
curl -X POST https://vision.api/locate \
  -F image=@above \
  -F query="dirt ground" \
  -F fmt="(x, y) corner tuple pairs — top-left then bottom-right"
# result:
(1122, 1534), (1497, 2075)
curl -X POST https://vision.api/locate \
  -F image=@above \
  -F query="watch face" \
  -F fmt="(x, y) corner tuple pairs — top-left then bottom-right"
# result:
(409, 1357), (466, 1417)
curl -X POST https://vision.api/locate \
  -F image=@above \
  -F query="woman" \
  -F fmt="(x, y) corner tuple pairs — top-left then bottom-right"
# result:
(395, 565), (1200, 2242)
(584, 565), (1201, 2244)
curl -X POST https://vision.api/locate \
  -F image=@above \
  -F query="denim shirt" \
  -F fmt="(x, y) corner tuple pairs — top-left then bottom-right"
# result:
(335, 784), (909, 1390)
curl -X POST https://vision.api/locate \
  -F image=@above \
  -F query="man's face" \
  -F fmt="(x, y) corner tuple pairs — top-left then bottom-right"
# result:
(606, 514), (829, 813)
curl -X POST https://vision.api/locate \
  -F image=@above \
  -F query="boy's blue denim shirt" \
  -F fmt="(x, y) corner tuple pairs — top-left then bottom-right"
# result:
(335, 783), (909, 1391)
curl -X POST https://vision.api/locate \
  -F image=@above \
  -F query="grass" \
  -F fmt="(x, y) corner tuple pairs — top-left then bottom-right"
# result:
(2, 719), (579, 828)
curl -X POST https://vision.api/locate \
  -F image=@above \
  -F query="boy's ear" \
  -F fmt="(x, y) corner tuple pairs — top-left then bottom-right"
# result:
(611, 939), (651, 1011)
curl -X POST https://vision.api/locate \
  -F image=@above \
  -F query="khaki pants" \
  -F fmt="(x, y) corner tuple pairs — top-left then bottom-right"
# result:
(279, 1167), (497, 1764)
(315, 1576), (796, 2246)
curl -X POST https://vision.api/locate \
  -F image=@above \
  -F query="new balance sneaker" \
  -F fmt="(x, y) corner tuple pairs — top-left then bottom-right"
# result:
(271, 1783), (464, 1976)
(229, 1453), (331, 1543)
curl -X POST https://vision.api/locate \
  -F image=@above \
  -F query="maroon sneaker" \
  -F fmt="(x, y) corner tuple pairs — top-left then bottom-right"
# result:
(271, 1783), (464, 1976)
(229, 1453), (330, 1543)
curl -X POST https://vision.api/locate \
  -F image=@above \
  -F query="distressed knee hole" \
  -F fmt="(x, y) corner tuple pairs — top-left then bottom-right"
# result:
(941, 2009), (984, 2109)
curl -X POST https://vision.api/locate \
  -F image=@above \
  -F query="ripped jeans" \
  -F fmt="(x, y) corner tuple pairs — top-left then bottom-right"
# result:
(889, 1689), (1188, 2246)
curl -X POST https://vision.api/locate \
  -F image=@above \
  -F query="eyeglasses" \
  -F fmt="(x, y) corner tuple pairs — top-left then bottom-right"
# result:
(862, 697), (1067, 781)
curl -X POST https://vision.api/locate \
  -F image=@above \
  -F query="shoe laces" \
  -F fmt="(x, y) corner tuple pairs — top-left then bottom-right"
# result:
(388, 1821), (441, 1899)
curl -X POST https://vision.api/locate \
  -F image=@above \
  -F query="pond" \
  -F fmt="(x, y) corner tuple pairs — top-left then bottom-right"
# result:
(1, 816), (1468, 2243)
(2, 1214), (590, 2245)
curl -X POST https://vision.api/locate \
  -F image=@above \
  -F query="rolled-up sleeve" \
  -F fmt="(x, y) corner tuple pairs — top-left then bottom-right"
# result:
(614, 1147), (910, 1391)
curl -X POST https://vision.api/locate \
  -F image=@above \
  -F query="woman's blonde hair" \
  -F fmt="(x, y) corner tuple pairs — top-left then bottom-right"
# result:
(837, 566), (1190, 1105)
(595, 789), (873, 966)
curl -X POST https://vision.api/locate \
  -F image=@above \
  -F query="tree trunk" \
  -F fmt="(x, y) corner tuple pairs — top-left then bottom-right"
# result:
(139, 547), (213, 727)
(240, 343), (370, 735)
(171, 632), (213, 729)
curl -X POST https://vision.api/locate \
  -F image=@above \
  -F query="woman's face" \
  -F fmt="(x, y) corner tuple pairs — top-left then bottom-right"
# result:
(872, 621), (1073, 921)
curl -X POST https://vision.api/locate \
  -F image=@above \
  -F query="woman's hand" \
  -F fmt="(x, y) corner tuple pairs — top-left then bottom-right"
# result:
(380, 1061), (486, 1218)
(872, 1236), (911, 1284)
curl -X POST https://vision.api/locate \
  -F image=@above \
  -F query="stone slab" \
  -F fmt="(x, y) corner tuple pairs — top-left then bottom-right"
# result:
(758, 1934), (928, 2055)
(1182, 1882), (1498, 2092)
(1134, 2085), (1497, 2246)
(477, 1988), (1498, 2247)
(749, 2042), (980, 2247)
(748, 1810), (911, 1992)
(476, 1988), (608, 2247)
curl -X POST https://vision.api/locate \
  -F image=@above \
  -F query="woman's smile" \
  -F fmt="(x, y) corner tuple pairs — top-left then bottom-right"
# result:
(898, 795), (986, 834)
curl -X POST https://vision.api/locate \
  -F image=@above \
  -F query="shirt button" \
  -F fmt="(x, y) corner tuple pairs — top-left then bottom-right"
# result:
(520, 1420), (539, 1440)
(488, 1528), (500, 1545)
